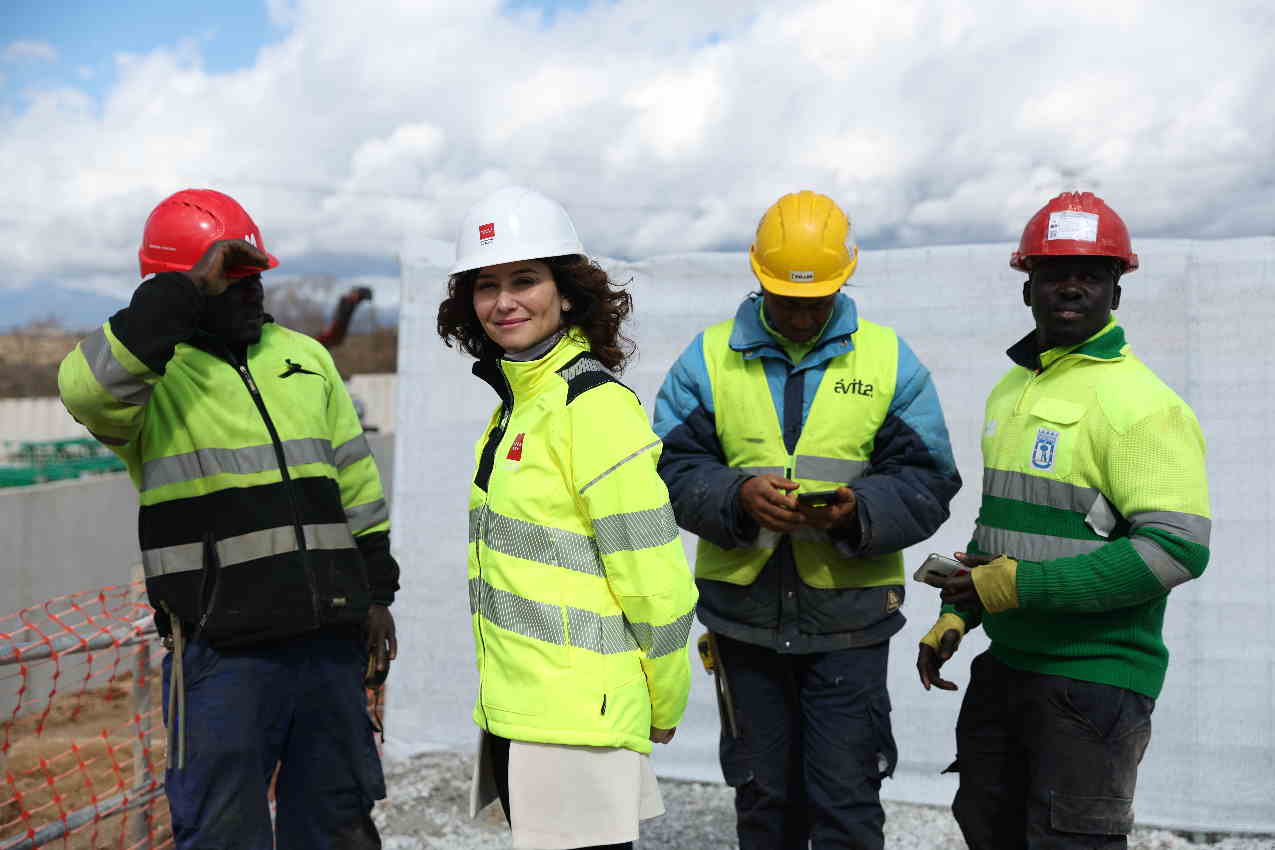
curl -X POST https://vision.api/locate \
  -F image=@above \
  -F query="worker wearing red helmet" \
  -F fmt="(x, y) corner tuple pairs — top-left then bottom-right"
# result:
(917, 192), (1211, 849)
(58, 189), (399, 849)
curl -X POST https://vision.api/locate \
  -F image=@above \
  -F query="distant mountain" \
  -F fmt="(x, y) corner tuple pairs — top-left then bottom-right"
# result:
(0, 286), (129, 332)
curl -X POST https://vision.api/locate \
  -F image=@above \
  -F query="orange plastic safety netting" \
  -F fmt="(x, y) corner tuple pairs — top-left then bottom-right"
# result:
(1, 582), (170, 850)
(2, 582), (388, 849)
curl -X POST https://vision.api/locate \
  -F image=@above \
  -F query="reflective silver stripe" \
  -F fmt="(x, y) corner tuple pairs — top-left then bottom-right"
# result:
(141, 438), (335, 491)
(627, 609), (694, 659)
(557, 357), (615, 383)
(475, 507), (605, 577)
(469, 507), (483, 544)
(580, 440), (660, 495)
(983, 468), (1099, 513)
(334, 434), (373, 470)
(142, 522), (355, 578)
(469, 578), (565, 645)
(346, 498), (389, 533)
(1131, 511), (1212, 546)
(1084, 493), (1120, 538)
(593, 504), (679, 555)
(467, 577), (643, 655)
(1130, 536), (1195, 590)
(740, 466), (784, 477)
(80, 327), (153, 406)
(794, 456), (867, 483)
(566, 606), (640, 655)
(973, 525), (1104, 562)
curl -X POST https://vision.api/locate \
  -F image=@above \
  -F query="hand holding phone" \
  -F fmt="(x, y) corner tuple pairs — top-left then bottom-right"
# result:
(913, 553), (971, 587)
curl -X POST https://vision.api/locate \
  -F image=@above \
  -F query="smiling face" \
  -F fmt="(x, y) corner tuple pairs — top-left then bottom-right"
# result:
(202, 274), (266, 347)
(1024, 256), (1122, 351)
(472, 260), (567, 352)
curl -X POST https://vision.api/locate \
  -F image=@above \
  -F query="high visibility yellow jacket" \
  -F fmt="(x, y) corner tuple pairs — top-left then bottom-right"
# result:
(467, 331), (697, 754)
(946, 320), (1211, 698)
(57, 273), (397, 646)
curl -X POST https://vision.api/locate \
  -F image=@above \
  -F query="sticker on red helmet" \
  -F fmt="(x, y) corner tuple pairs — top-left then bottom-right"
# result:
(1046, 211), (1098, 242)
(479, 222), (495, 245)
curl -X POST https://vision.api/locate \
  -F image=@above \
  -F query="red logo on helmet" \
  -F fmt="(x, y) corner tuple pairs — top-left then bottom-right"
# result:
(479, 222), (495, 244)
(506, 433), (524, 461)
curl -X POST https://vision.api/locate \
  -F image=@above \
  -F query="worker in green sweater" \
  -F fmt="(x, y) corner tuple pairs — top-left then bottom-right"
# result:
(916, 191), (1211, 850)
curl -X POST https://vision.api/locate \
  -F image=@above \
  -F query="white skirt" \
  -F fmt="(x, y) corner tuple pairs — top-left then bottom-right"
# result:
(470, 731), (665, 850)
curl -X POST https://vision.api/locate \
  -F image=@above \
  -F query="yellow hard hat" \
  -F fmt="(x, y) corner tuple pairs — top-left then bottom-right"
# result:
(749, 191), (858, 297)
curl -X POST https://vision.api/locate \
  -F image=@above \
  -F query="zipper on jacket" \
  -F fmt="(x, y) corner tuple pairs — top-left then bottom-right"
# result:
(473, 363), (514, 729)
(600, 694), (607, 716)
(229, 352), (320, 626)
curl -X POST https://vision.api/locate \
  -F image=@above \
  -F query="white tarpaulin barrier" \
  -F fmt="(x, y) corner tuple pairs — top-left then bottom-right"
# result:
(390, 236), (1275, 833)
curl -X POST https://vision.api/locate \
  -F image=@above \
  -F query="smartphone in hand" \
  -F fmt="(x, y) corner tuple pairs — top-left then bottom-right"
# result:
(913, 553), (970, 586)
(796, 489), (839, 509)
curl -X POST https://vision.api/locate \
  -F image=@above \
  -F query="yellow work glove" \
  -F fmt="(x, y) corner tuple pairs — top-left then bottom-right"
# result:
(919, 613), (967, 651)
(971, 555), (1020, 613)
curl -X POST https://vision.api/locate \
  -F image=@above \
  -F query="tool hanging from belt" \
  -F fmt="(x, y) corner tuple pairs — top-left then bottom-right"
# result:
(697, 631), (739, 739)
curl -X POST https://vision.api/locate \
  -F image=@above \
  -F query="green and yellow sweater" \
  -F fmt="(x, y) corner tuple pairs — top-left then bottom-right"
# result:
(947, 320), (1210, 698)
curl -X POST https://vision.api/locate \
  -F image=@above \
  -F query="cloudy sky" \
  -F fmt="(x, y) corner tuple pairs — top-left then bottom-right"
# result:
(2, 0), (1272, 316)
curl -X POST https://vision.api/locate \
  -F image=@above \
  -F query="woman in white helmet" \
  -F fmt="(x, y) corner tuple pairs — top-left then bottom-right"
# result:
(436, 186), (698, 850)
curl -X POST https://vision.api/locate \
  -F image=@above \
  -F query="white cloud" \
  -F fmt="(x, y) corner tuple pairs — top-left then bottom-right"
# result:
(3, 40), (58, 63)
(1, 0), (1273, 297)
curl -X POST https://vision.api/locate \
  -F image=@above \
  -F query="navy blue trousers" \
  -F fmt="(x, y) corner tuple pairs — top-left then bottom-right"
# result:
(952, 652), (1154, 850)
(714, 635), (898, 850)
(161, 630), (385, 850)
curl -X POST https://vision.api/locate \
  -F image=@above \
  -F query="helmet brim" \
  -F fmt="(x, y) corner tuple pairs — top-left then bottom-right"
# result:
(750, 252), (856, 297)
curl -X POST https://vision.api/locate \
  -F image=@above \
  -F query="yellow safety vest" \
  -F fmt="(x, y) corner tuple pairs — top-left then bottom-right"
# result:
(695, 318), (904, 589)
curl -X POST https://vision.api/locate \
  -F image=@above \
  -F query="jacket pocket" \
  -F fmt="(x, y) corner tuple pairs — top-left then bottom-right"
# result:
(1050, 791), (1134, 836)
(1024, 397), (1085, 479)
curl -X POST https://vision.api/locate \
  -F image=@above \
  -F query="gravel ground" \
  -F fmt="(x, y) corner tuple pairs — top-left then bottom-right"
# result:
(372, 752), (1273, 850)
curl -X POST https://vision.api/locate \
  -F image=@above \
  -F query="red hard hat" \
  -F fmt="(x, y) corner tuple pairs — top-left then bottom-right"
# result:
(138, 189), (280, 279)
(1010, 191), (1138, 274)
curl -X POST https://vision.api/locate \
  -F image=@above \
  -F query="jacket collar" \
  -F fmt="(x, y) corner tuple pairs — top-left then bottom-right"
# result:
(727, 292), (860, 368)
(1008, 318), (1127, 372)
(472, 328), (592, 405)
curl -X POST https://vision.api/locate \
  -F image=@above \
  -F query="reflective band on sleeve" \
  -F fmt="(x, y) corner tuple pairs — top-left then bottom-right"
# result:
(80, 328), (154, 406)
(625, 609), (694, 658)
(740, 466), (785, 477)
(1130, 511), (1212, 546)
(346, 498), (389, 533)
(334, 433), (373, 469)
(794, 456), (868, 483)
(141, 438), (335, 492)
(983, 468), (1100, 513)
(142, 522), (356, 577)
(972, 525), (1104, 562)
(1130, 535), (1195, 590)
(476, 507), (606, 577)
(592, 504), (679, 555)
(580, 439), (661, 495)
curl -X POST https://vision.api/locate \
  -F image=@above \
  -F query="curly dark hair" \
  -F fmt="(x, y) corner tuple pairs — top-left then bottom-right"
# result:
(436, 255), (636, 373)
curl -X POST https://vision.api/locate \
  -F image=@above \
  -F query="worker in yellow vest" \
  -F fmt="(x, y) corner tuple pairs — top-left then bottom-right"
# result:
(654, 191), (961, 849)
(58, 189), (396, 848)
(918, 192), (1211, 849)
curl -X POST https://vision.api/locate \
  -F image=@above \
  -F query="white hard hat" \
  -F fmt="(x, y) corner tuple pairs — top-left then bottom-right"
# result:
(451, 186), (585, 275)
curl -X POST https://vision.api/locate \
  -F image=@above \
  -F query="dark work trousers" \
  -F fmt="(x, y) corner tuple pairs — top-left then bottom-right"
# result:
(486, 734), (633, 850)
(952, 651), (1155, 850)
(161, 631), (385, 850)
(713, 635), (897, 850)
